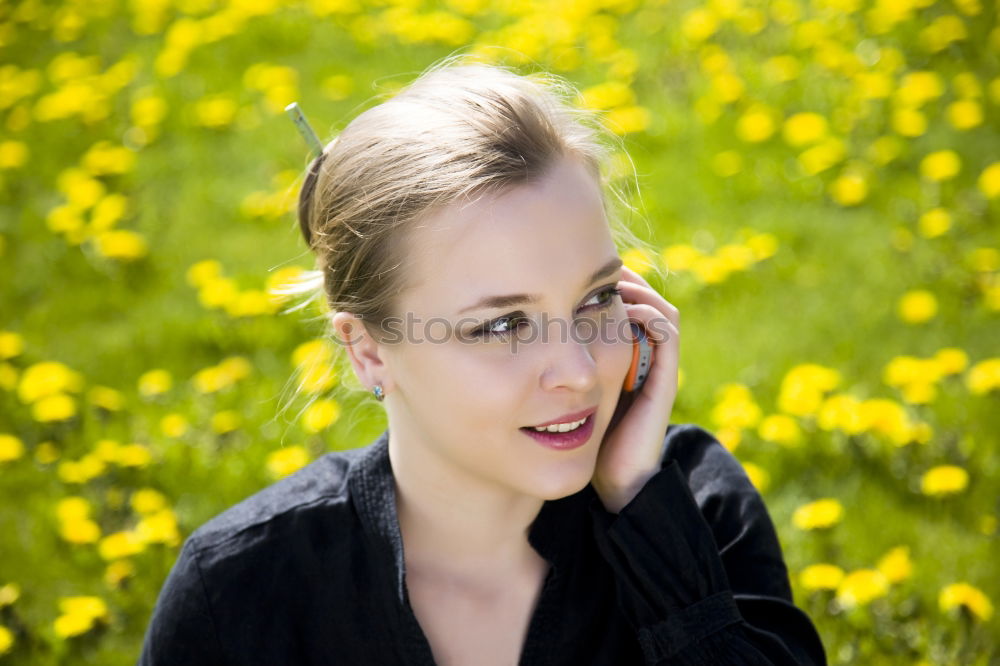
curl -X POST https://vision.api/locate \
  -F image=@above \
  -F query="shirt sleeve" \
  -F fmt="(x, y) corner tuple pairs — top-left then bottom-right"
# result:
(136, 536), (227, 666)
(588, 425), (827, 665)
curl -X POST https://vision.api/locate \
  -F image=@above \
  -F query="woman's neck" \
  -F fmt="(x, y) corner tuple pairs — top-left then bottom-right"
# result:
(388, 431), (548, 586)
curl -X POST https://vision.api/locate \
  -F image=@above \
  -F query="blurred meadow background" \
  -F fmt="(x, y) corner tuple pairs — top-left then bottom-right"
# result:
(1, 0), (998, 662)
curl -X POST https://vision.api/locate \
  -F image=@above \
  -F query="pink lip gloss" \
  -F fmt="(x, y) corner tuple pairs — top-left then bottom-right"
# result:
(520, 414), (595, 450)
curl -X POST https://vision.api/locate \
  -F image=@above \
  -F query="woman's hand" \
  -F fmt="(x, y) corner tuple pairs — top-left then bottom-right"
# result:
(592, 266), (680, 514)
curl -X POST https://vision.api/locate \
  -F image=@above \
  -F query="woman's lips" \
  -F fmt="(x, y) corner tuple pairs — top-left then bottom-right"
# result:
(526, 406), (598, 428)
(519, 413), (595, 450)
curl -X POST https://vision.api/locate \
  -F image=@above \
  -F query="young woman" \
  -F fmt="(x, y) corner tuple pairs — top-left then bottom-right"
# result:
(138, 58), (827, 665)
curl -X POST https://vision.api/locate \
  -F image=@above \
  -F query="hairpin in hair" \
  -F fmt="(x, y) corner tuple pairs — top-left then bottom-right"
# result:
(285, 102), (324, 160)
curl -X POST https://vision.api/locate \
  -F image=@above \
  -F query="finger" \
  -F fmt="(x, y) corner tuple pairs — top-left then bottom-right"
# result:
(617, 280), (679, 329)
(621, 302), (677, 345)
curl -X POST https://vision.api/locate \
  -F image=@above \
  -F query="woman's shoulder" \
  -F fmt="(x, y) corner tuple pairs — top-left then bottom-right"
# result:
(184, 443), (372, 557)
(662, 422), (752, 498)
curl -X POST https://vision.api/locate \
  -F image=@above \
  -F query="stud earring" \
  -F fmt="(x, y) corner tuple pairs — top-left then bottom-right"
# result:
(372, 384), (385, 402)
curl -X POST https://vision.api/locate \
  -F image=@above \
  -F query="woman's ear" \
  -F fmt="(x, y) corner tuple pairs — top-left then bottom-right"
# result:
(330, 311), (391, 393)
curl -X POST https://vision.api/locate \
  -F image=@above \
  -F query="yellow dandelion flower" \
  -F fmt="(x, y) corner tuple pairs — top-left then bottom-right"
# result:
(883, 356), (938, 387)
(32, 393), (77, 422)
(792, 498), (844, 530)
(736, 108), (776, 143)
(81, 141), (135, 175)
(131, 488), (167, 515)
(709, 72), (745, 103)
(160, 413), (189, 438)
(267, 445), (310, 478)
(921, 465), (969, 496)
(741, 461), (770, 493)
(579, 81), (635, 111)
(603, 106), (651, 135)
(54, 596), (108, 638)
(898, 290), (937, 324)
(297, 361), (337, 394)
(798, 138), (846, 175)
(192, 366), (227, 393)
(0, 140), (29, 169)
(98, 531), (146, 560)
(965, 358), (1000, 394)
(57, 454), (107, 484)
(715, 244), (756, 272)
(302, 398), (341, 433)
(0, 331), (23, 360)
(0, 434), (25, 463)
(116, 443), (152, 467)
(218, 356), (251, 383)
(829, 172), (868, 206)
(89, 193), (128, 231)
(858, 398), (913, 445)
(56, 496), (91, 522)
(757, 414), (802, 447)
(946, 99), (982, 130)
(836, 569), (889, 607)
(60, 518), (101, 544)
(131, 95), (168, 128)
(978, 162), (1000, 198)
(194, 95), (237, 128)
(715, 427), (741, 452)
(783, 112), (828, 147)
(17, 361), (83, 403)
(778, 364), (841, 417)
(933, 348), (968, 375)
(94, 229), (148, 261)
(917, 208), (951, 238)
(661, 244), (702, 273)
(745, 233), (778, 260)
(877, 545), (913, 583)
(88, 386), (123, 411)
(621, 247), (656, 275)
(138, 369), (172, 397)
(0, 624), (12, 654)
(186, 259), (224, 288)
(0, 363), (18, 391)
(92, 439), (122, 463)
(891, 107), (927, 137)
(292, 339), (335, 368)
(135, 508), (180, 546)
(681, 7), (719, 41)
(940, 582), (994, 621)
(896, 71), (944, 107)
(901, 381), (936, 404)
(0, 583), (20, 608)
(920, 150), (961, 182)
(711, 383), (762, 430)
(800, 564), (844, 591)
(211, 410), (241, 435)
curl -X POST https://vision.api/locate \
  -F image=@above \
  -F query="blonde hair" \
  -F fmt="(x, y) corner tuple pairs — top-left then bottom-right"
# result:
(279, 55), (662, 406)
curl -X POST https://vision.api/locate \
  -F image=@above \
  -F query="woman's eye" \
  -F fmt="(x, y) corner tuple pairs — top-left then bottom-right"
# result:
(580, 285), (622, 312)
(474, 315), (529, 340)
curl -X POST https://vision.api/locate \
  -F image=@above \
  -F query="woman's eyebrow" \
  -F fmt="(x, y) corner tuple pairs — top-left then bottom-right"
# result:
(457, 256), (623, 314)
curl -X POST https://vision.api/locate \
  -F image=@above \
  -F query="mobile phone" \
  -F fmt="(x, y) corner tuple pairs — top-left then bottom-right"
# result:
(622, 322), (653, 393)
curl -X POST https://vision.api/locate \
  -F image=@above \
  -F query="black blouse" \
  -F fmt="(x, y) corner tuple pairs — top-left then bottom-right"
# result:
(137, 423), (827, 665)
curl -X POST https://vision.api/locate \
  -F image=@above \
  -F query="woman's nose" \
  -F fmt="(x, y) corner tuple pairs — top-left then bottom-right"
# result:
(538, 321), (599, 393)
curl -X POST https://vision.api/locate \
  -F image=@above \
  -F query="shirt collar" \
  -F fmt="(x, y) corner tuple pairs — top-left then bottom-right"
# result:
(347, 428), (596, 605)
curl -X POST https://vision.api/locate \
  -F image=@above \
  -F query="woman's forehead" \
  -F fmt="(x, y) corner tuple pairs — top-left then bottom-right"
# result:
(399, 157), (616, 310)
